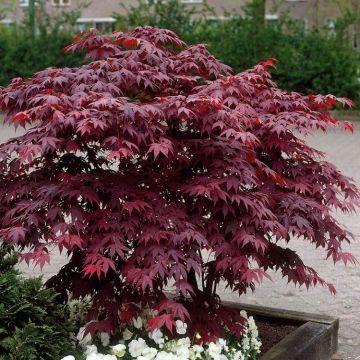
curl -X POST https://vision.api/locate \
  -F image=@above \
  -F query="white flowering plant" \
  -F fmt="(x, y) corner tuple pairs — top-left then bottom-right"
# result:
(62, 307), (261, 360)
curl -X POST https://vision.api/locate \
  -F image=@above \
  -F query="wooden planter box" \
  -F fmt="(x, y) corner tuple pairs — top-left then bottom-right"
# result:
(223, 301), (339, 360)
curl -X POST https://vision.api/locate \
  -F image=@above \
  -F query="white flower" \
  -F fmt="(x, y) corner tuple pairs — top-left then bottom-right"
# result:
(175, 320), (187, 335)
(86, 355), (115, 360)
(172, 338), (191, 360)
(111, 344), (127, 357)
(141, 347), (158, 359)
(100, 332), (110, 347)
(85, 345), (98, 355)
(61, 357), (75, 360)
(252, 338), (262, 350)
(240, 310), (248, 319)
(176, 345), (190, 360)
(251, 327), (259, 338)
(219, 356), (228, 360)
(207, 342), (222, 359)
(155, 352), (177, 360)
(233, 351), (245, 360)
(133, 316), (143, 329)
(102, 355), (117, 360)
(148, 329), (164, 346)
(129, 338), (147, 357)
(77, 326), (92, 346)
(190, 344), (204, 359)
(192, 345), (203, 353)
(217, 338), (228, 351)
(178, 337), (191, 347)
(242, 336), (250, 351)
(248, 316), (257, 331)
(86, 354), (103, 360)
(122, 328), (133, 341)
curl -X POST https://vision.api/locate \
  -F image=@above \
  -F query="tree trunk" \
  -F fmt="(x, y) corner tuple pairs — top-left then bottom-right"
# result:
(253, 0), (266, 28)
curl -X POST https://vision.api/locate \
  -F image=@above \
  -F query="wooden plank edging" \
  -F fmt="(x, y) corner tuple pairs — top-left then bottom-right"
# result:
(221, 300), (337, 325)
(221, 300), (339, 360)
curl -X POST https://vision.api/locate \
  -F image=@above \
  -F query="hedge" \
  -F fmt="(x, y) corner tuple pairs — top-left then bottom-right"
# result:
(0, 0), (359, 101)
(0, 27), (83, 86)
(116, 0), (360, 101)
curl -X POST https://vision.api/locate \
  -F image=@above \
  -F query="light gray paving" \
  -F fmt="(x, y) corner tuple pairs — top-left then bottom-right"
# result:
(2, 120), (360, 359)
(0, 121), (69, 277)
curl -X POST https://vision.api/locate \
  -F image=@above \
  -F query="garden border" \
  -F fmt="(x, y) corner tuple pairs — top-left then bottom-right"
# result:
(223, 301), (339, 360)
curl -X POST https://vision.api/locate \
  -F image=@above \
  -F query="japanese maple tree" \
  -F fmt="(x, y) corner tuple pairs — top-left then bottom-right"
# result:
(0, 27), (358, 339)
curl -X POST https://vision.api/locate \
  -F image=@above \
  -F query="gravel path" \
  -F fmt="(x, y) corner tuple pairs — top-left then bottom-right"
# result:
(2, 120), (360, 359)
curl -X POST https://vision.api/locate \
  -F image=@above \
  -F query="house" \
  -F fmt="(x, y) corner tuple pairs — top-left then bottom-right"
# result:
(2, 0), (122, 30)
(267, 0), (344, 29)
(0, 0), (349, 34)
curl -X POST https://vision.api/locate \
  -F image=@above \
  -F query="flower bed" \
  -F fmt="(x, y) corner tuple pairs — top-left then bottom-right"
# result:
(61, 300), (339, 360)
(229, 302), (339, 360)
(62, 306), (261, 360)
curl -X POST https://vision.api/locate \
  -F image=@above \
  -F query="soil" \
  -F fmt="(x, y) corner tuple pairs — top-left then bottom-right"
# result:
(255, 317), (301, 354)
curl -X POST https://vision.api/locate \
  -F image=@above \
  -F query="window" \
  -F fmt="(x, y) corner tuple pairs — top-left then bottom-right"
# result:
(325, 18), (335, 29)
(325, 18), (336, 37)
(52, 0), (71, 6)
(353, 33), (359, 51)
(181, 0), (203, 4)
(76, 17), (116, 32)
(0, 19), (14, 26)
(265, 14), (279, 21)
(19, 0), (40, 6)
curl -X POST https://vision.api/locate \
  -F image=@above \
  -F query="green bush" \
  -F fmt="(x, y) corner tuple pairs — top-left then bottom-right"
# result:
(0, 0), (358, 99)
(0, 27), (83, 86)
(114, 0), (210, 41)
(194, 17), (360, 100)
(0, 245), (75, 360)
(115, 0), (360, 101)
(0, 0), (86, 86)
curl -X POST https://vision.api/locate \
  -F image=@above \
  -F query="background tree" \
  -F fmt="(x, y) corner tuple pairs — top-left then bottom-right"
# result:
(332, 0), (360, 47)
(0, 1), (85, 87)
(244, 0), (266, 27)
(114, 0), (212, 40)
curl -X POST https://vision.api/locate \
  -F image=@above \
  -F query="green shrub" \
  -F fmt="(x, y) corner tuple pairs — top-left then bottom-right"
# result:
(0, 245), (17, 274)
(0, 0), (86, 86)
(114, 0), (210, 41)
(0, 246), (75, 360)
(0, 27), (84, 86)
(115, 0), (360, 101)
(194, 17), (360, 100)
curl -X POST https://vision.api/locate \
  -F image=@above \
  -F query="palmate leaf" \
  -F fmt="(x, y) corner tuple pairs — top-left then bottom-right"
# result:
(147, 314), (175, 334)
(0, 26), (358, 340)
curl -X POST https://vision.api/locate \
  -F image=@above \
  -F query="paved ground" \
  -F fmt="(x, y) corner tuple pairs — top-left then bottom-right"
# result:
(1, 120), (360, 359)
(224, 123), (360, 359)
